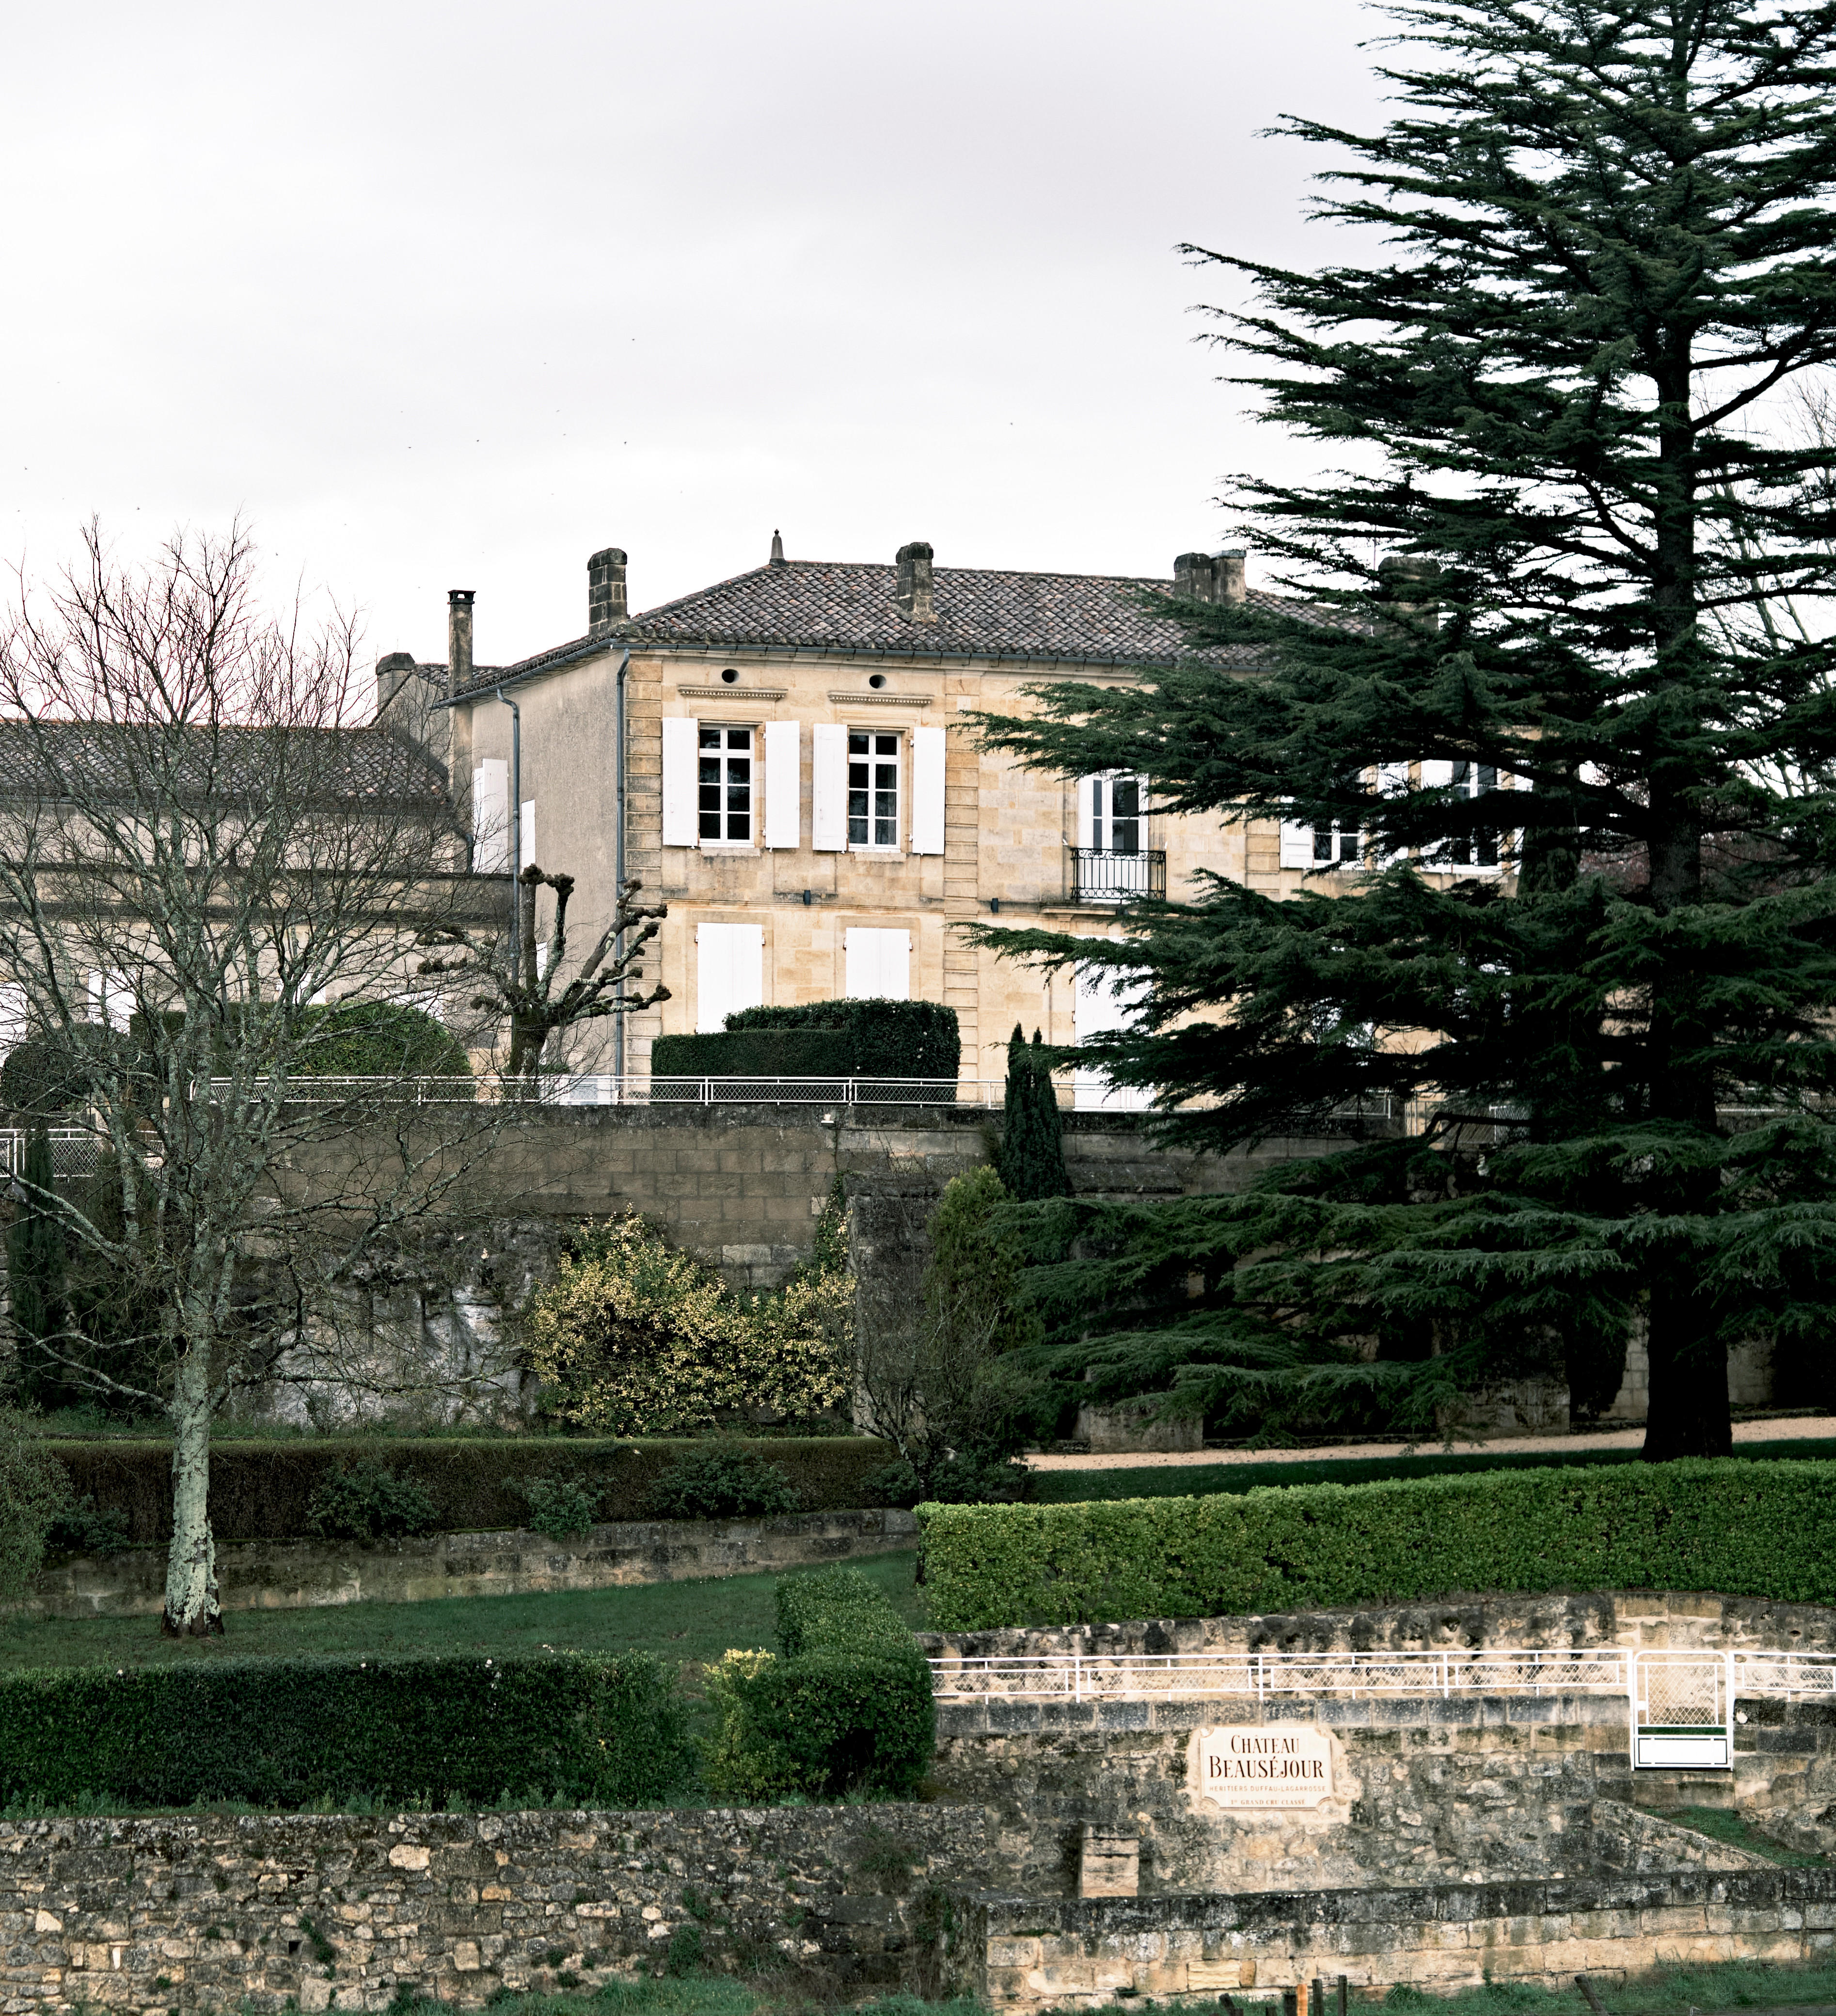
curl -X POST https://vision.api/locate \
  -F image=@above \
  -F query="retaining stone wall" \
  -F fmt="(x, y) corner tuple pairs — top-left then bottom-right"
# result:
(964, 1868), (1836, 2008)
(22, 1509), (917, 1621)
(0, 1805), (997, 2016)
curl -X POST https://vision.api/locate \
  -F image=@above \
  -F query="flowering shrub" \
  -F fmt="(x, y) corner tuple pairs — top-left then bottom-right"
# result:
(523, 1209), (854, 1434)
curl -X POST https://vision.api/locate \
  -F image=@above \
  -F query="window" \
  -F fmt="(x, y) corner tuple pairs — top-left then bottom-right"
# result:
(0, 982), (25, 1056)
(1074, 960), (1154, 1112)
(1279, 818), (1362, 869)
(848, 731), (900, 848)
(698, 726), (754, 842)
(88, 969), (133, 1032)
(1087, 773), (1143, 854)
(1422, 759), (1502, 870)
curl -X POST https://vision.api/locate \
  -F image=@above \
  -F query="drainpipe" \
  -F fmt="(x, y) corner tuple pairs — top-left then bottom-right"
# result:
(612, 648), (631, 1087)
(495, 688), (521, 962)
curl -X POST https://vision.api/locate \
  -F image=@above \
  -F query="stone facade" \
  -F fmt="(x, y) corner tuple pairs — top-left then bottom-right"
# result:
(20, 1509), (918, 1621)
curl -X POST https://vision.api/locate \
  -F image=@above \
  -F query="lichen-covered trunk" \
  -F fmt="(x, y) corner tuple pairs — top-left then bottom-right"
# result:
(162, 1335), (222, 1636)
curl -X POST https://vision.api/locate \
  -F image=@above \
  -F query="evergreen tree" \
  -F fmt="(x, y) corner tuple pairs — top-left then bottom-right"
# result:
(5, 1130), (68, 1408)
(997, 1025), (1071, 1202)
(974, 0), (1836, 1458)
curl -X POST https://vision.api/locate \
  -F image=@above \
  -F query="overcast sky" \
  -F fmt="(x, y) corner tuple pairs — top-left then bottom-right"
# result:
(1, 0), (1384, 675)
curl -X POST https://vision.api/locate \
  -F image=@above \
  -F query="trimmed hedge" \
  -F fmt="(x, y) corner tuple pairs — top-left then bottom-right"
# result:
(706, 1566), (934, 1799)
(0, 1652), (692, 1809)
(915, 1459), (1836, 1630)
(49, 1436), (892, 1545)
(652, 999), (959, 1084)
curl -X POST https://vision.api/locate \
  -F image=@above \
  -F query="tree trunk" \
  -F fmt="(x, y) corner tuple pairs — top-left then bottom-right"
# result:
(162, 1340), (222, 1636)
(1642, 1275), (1733, 1461)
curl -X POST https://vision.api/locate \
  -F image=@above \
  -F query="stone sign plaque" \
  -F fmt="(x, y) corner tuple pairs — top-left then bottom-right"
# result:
(1195, 1726), (1334, 1809)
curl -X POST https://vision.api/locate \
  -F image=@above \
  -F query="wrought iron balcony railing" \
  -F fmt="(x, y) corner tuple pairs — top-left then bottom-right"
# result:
(1069, 847), (1166, 902)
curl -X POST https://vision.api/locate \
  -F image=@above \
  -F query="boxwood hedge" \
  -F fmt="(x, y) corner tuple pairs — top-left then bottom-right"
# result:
(915, 1458), (1836, 1629)
(0, 1651), (692, 1810)
(49, 1435), (891, 1545)
(707, 1566), (934, 1799)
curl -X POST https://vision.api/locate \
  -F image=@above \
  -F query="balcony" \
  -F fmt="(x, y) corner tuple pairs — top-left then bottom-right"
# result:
(1069, 847), (1166, 903)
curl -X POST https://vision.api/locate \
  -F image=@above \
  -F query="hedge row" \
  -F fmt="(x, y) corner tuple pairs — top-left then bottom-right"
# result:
(707, 1566), (934, 1799)
(51, 1436), (892, 1545)
(652, 999), (960, 1084)
(915, 1459), (1836, 1630)
(0, 1652), (692, 1809)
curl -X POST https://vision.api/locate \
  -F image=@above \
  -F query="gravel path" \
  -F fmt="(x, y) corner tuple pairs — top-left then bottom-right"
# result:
(1021, 1414), (1836, 1472)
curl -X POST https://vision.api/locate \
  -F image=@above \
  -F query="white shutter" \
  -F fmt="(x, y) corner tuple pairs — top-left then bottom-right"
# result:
(1077, 776), (1098, 850)
(845, 927), (909, 1000)
(88, 969), (133, 1032)
(910, 725), (945, 855)
(696, 922), (764, 1032)
(520, 799), (537, 871)
(472, 758), (509, 872)
(764, 719), (801, 849)
(662, 718), (699, 847)
(811, 723), (848, 851)
(1420, 758), (1456, 790)
(1074, 956), (1153, 1112)
(1278, 819), (1315, 869)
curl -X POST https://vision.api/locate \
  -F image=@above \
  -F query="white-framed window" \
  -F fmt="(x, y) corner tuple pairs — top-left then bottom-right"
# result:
(844, 927), (910, 1001)
(1422, 759), (1503, 871)
(696, 921), (764, 1032)
(698, 726), (754, 843)
(1081, 772), (1145, 854)
(88, 969), (133, 1032)
(848, 731), (901, 849)
(1279, 817), (1362, 870)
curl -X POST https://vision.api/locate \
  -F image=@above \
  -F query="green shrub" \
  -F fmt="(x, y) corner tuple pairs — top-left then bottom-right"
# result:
(0, 1651), (692, 1809)
(704, 1565), (934, 1800)
(47, 1435), (893, 1543)
(516, 1476), (604, 1540)
(641, 1443), (804, 1520)
(44, 1495), (132, 1557)
(916, 1458), (1836, 1630)
(304, 1464), (441, 1543)
(0, 1411), (69, 1601)
(295, 1001), (470, 1078)
(653, 999), (959, 1085)
(865, 1453), (1032, 1509)
(995, 1027), (1070, 1202)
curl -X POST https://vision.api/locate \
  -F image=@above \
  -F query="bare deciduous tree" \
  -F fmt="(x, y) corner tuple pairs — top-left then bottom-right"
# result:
(0, 523), (512, 1634)
(417, 862), (668, 1084)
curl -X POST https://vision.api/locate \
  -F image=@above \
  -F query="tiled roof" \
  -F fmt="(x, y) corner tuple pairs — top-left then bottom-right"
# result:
(447, 555), (1377, 699)
(0, 720), (453, 807)
(620, 559), (1269, 663)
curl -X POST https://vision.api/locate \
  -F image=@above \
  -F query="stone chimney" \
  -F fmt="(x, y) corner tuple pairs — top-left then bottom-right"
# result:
(1379, 555), (1440, 630)
(1172, 551), (1247, 605)
(588, 548), (628, 632)
(446, 591), (475, 698)
(894, 541), (936, 625)
(375, 650), (417, 723)
(770, 529), (786, 566)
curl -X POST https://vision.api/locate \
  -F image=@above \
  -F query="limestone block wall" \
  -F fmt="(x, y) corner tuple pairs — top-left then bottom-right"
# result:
(930, 1688), (1632, 1896)
(0, 1806), (996, 2016)
(964, 1869), (1836, 2009)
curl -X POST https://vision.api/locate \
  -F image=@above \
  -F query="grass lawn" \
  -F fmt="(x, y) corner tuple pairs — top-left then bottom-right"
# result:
(0, 1549), (924, 1674)
(1028, 1435), (1836, 1503)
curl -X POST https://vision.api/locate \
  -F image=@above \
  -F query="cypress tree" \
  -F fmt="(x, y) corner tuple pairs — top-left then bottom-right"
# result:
(974, 0), (1836, 1458)
(5, 1129), (68, 1406)
(997, 1025), (1071, 1202)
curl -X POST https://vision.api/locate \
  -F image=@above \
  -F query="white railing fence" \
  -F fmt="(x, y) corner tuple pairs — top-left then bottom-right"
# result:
(0, 1127), (106, 1180)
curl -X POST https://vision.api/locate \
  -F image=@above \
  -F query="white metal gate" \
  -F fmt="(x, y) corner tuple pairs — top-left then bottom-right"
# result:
(1630, 1651), (1732, 1769)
